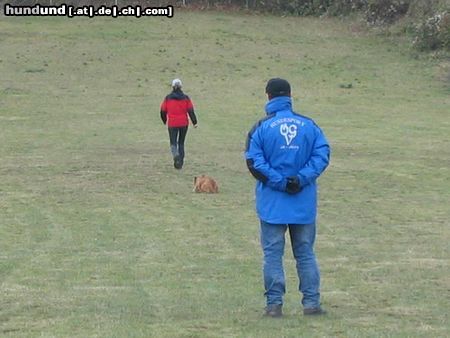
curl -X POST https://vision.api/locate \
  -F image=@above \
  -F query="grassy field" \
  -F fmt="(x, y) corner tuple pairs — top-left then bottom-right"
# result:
(1, 9), (449, 337)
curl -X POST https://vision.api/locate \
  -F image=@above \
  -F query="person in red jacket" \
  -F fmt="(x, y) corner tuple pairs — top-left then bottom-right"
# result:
(160, 79), (197, 169)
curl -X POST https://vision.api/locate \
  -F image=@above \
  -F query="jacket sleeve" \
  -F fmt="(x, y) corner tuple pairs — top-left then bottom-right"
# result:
(186, 98), (197, 125)
(297, 125), (330, 186)
(245, 123), (287, 192)
(160, 99), (167, 124)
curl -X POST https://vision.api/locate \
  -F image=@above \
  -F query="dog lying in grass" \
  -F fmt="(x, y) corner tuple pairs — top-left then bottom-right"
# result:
(193, 175), (219, 193)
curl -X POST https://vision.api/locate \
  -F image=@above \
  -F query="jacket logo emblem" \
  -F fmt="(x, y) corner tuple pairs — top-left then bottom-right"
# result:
(280, 123), (297, 145)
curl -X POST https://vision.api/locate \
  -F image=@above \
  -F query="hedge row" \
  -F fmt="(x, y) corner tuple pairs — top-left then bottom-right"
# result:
(2, 0), (449, 51)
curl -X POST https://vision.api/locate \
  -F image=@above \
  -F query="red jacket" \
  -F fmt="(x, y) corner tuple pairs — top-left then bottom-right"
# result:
(160, 90), (197, 128)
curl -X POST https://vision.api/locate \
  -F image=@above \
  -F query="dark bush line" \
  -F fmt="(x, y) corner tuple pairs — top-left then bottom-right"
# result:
(1, 0), (449, 51)
(1, 0), (445, 17)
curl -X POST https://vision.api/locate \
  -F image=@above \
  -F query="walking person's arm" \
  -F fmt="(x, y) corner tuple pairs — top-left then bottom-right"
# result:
(186, 98), (197, 127)
(188, 109), (197, 127)
(160, 99), (168, 125)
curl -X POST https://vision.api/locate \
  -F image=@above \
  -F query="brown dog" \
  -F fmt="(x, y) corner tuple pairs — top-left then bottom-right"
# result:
(193, 175), (219, 193)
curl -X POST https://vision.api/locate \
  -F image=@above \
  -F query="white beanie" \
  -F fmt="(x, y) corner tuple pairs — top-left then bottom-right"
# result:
(172, 78), (182, 88)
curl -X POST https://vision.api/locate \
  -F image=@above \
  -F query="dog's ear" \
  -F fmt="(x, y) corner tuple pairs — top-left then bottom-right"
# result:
(194, 176), (197, 184)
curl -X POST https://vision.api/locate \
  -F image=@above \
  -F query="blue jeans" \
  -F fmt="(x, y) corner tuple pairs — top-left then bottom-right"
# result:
(260, 220), (321, 309)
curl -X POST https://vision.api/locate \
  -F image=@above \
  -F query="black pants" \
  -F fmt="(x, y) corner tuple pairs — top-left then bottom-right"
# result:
(168, 126), (188, 160)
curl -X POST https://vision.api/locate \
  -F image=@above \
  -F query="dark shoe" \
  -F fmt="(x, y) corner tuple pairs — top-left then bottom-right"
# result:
(303, 307), (327, 316)
(173, 156), (182, 169)
(264, 304), (282, 318)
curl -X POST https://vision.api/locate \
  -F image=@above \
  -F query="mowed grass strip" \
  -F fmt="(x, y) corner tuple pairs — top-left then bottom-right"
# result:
(0, 11), (449, 337)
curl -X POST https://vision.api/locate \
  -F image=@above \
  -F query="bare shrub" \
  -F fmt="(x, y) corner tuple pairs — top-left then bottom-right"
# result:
(413, 11), (450, 50)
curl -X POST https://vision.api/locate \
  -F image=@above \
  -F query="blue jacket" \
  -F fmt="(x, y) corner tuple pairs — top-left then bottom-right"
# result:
(245, 96), (330, 224)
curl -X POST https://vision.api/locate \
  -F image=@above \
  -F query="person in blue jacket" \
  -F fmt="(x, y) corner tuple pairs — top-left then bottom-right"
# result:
(245, 78), (330, 318)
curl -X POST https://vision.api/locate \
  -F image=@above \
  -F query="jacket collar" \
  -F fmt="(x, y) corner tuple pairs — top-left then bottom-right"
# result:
(265, 96), (293, 115)
(168, 89), (186, 100)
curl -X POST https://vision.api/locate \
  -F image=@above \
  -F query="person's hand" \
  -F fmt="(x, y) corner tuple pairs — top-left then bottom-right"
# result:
(286, 176), (301, 194)
(193, 124), (198, 128)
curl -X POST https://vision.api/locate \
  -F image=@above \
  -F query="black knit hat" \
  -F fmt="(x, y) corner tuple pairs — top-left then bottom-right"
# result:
(265, 78), (291, 97)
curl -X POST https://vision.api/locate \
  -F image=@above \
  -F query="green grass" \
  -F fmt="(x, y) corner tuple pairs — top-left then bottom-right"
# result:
(1, 10), (449, 337)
